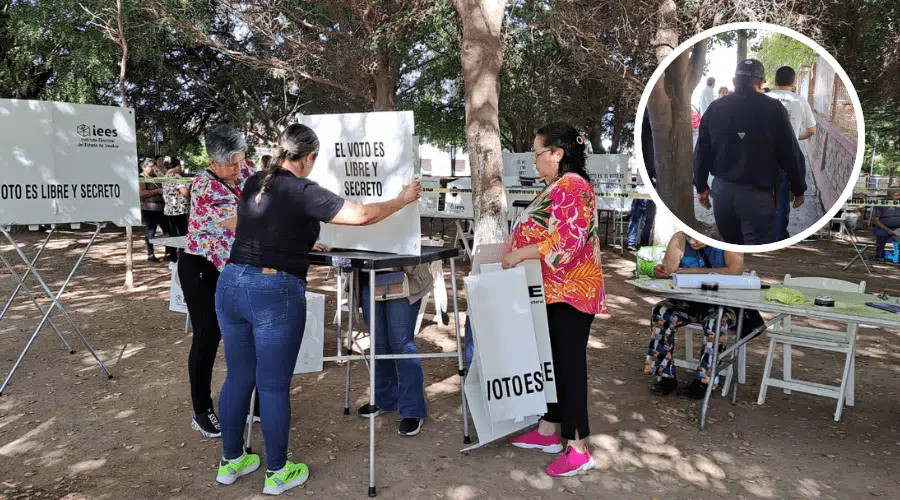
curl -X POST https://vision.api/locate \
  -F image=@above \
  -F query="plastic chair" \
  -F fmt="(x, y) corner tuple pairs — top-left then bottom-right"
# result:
(757, 275), (865, 421)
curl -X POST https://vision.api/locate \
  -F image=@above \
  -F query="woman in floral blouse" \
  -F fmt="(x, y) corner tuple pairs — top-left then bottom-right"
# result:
(504, 122), (604, 477)
(179, 125), (254, 439)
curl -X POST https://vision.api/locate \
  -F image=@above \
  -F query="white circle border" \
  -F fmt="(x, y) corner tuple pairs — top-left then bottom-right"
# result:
(634, 21), (866, 253)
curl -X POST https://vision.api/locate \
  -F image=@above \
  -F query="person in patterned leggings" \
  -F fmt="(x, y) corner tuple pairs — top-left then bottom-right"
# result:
(642, 232), (745, 399)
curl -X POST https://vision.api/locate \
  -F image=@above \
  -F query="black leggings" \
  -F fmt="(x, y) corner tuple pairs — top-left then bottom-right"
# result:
(543, 302), (594, 440)
(179, 253), (222, 415)
(166, 214), (188, 260)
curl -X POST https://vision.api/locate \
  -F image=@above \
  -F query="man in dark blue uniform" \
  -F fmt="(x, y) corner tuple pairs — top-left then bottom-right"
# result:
(693, 59), (807, 245)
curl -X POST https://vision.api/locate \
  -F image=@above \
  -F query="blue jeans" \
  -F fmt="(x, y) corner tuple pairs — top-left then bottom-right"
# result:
(627, 199), (656, 247)
(215, 264), (307, 470)
(872, 227), (897, 261)
(361, 286), (427, 419)
(464, 317), (475, 372)
(775, 170), (791, 241)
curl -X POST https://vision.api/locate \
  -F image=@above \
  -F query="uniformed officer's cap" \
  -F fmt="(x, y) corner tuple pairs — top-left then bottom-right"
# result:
(735, 59), (765, 79)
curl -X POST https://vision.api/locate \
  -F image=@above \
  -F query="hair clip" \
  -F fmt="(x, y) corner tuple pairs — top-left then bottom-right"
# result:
(576, 136), (585, 145)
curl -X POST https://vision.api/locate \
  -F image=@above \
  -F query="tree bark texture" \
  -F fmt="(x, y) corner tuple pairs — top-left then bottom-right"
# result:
(648, 0), (706, 245)
(116, 0), (134, 290)
(737, 29), (748, 63)
(451, 0), (508, 246)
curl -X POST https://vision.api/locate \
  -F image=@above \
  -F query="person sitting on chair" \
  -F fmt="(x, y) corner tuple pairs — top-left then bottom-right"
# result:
(871, 189), (900, 263)
(642, 232), (761, 399)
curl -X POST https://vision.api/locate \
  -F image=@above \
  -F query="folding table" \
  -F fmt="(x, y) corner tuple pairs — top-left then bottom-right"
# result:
(0, 223), (113, 395)
(629, 279), (900, 429)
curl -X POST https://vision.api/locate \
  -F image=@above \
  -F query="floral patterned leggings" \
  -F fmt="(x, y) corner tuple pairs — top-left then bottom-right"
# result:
(643, 300), (736, 387)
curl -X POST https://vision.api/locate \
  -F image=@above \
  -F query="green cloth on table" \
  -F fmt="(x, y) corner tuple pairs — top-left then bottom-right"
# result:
(765, 287), (806, 305)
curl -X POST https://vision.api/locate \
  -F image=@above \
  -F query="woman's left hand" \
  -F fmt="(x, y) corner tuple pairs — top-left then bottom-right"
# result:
(501, 249), (524, 269)
(312, 242), (330, 252)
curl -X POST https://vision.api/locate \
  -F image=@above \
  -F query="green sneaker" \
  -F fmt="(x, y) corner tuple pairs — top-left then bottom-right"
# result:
(216, 452), (260, 485)
(263, 460), (309, 495)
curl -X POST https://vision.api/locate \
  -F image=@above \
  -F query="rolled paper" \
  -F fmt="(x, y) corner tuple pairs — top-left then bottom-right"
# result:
(672, 273), (761, 290)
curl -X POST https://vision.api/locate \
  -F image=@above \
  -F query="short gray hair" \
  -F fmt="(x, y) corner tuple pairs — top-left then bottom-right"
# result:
(205, 125), (248, 164)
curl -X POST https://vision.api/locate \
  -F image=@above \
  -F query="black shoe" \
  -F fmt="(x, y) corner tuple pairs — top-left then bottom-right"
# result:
(650, 377), (678, 396)
(677, 379), (709, 400)
(357, 403), (386, 419)
(398, 418), (423, 436)
(147, 255), (161, 263)
(191, 410), (222, 438)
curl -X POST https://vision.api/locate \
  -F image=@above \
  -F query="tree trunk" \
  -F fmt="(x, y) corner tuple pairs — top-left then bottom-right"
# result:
(116, 0), (134, 291)
(648, 0), (707, 245)
(451, 0), (508, 246)
(608, 104), (627, 154)
(589, 124), (606, 154)
(372, 52), (397, 111)
(737, 29), (748, 63)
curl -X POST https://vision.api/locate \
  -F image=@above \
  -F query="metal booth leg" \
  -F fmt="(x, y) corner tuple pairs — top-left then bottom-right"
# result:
(343, 270), (355, 415)
(0, 226), (72, 353)
(368, 270), (377, 497)
(0, 224), (111, 396)
(449, 257), (470, 444)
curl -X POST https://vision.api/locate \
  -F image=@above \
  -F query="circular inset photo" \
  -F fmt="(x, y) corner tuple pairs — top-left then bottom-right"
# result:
(635, 22), (864, 252)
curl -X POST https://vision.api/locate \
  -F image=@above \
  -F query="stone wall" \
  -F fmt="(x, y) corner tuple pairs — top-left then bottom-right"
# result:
(807, 113), (857, 210)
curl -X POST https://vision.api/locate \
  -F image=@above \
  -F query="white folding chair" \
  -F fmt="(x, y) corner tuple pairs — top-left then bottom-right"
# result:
(842, 221), (873, 275)
(757, 275), (865, 421)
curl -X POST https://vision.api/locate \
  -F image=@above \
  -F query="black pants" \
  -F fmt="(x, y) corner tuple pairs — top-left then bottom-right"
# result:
(543, 302), (594, 440)
(166, 214), (188, 261)
(142, 209), (169, 257)
(179, 252), (222, 415)
(711, 177), (776, 245)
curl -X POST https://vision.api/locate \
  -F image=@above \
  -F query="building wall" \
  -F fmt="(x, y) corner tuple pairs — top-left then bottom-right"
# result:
(807, 113), (857, 209)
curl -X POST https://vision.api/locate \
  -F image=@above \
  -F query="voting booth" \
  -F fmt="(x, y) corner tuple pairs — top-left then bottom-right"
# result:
(462, 244), (557, 451)
(0, 99), (140, 394)
(297, 111), (421, 256)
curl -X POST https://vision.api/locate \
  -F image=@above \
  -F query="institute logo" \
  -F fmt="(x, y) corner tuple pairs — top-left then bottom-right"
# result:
(77, 124), (91, 137)
(76, 123), (121, 149)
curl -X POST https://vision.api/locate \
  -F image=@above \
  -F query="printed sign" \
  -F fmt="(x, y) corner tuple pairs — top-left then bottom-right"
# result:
(294, 292), (326, 374)
(168, 262), (187, 314)
(464, 267), (547, 422)
(471, 244), (556, 402)
(502, 152), (537, 179)
(297, 111), (421, 255)
(0, 99), (141, 226)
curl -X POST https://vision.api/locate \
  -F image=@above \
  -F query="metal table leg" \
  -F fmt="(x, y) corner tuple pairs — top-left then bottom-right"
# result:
(699, 306), (725, 430)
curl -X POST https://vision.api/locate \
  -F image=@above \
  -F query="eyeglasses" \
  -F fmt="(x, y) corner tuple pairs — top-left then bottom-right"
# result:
(532, 148), (553, 159)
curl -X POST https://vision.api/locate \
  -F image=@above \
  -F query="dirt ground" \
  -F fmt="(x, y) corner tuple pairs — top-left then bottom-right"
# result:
(1, 225), (899, 500)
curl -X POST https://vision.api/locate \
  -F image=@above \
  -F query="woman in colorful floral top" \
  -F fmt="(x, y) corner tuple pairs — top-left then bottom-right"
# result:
(179, 124), (254, 439)
(504, 122), (604, 478)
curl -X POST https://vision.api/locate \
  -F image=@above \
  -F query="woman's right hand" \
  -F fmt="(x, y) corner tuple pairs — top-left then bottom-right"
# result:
(397, 180), (422, 205)
(653, 264), (670, 279)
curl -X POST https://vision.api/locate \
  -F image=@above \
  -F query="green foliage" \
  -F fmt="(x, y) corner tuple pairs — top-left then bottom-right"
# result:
(752, 33), (818, 87)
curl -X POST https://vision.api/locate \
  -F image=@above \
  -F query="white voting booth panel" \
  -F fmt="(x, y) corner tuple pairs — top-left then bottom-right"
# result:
(502, 152), (538, 179)
(294, 292), (326, 374)
(463, 246), (557, 451)
(588, 154), (630, 212)
(298, 111), (421, 255)
(0, 99), (140, 226)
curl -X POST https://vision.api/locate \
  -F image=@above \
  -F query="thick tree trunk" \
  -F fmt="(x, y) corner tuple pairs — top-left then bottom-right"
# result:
(608, 104), (628, 154)
(589, 124), (606, 154)
(737, 29), (748, 62)
(116, 0), (134, 291)
(451, 0), (508, 246)
(372, 53), (397, 111)
(648, 0), (706, 245)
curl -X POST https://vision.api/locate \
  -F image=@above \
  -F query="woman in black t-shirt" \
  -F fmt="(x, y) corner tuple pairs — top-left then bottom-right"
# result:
(212, 124), (420, 494)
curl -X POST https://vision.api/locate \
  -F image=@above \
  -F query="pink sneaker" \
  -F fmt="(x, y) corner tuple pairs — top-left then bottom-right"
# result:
(546, 446), (595, 477)
(508, 428), (563, 453)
